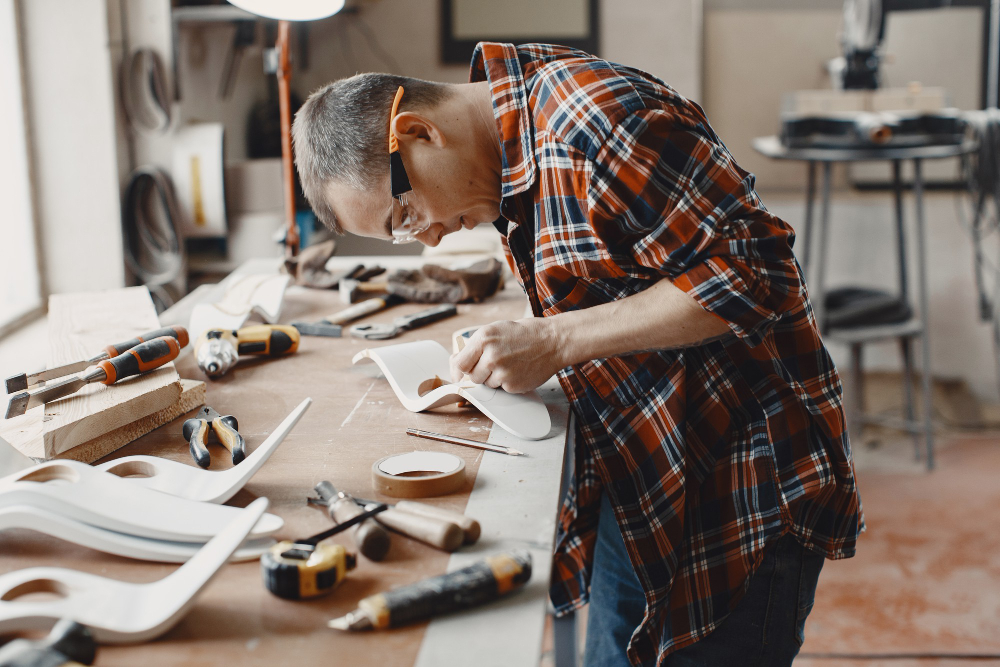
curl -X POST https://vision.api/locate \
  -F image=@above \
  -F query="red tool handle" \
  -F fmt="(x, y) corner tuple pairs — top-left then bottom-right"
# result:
(98, 336), (180, 385)
(104, 326), (189, 357)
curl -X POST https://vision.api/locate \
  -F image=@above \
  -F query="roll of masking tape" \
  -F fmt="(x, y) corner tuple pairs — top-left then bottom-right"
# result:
(372, 451), (466, 498)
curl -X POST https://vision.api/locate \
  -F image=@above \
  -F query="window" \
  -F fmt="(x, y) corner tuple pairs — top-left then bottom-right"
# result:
(0, 0), (42, 333)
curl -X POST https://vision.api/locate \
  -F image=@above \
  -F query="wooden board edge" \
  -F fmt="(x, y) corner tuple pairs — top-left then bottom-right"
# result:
(55, 379), (207, 464)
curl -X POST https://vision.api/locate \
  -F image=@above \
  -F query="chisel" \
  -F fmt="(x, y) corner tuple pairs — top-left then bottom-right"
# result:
(328, 549), (532, 631)
(5, 336), (182, 419)
(4, 325), (189, 394)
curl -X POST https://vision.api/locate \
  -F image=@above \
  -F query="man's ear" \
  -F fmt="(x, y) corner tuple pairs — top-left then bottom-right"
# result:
(391, 112), (446, 148)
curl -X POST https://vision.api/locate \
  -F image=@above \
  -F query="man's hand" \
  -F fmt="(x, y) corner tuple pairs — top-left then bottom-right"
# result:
(450, 318), (565, 394)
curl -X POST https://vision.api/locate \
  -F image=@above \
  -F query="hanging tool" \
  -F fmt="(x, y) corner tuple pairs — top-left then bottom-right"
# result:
(352, 496), (481, 546)
(0, 618), (97, 666)
(5, 325), (189, 394)
(181, 405), (246, 468)
(313, 481), (392, 561)
(309, 488), (468, 552)
(261, 502), (387, 600)
(5, 336), (182, 419)
(328, 549), (532, 631)
(292, 295), (406, 337)
(349, 304), (457, 341)
(194, 324), (299, 379)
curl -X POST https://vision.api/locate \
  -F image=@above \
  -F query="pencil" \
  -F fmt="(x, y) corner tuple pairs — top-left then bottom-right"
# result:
(405, 428), (525, 456)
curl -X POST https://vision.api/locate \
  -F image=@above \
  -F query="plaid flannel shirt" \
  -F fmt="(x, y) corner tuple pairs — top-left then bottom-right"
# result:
(470, 43), (864, 664)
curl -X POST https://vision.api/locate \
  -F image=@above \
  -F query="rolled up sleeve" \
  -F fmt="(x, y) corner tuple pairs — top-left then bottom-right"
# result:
(586, 109), (803, 346)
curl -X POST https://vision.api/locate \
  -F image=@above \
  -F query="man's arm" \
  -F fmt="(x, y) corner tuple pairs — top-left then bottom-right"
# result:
(450, 278), (731, 394)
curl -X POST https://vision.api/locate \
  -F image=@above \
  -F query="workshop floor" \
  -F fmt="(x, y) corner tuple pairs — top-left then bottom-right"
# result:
(540, 373), (1000, 667)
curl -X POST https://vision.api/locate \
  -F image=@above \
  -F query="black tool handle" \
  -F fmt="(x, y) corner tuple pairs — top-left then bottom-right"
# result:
(105, 326), (189, 357)
(182, 418), (212, 468)
(378, 549), (532, 628)
(212, 415), (247, 465)
(97, 336), (180, 385)
(396, 304), (458, 331)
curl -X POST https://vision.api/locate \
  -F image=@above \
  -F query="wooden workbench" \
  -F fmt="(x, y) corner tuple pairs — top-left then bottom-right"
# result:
(0, 258), (571, 667)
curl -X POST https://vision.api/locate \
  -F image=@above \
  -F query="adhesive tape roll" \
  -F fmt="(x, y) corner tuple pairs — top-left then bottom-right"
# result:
(372, 451), (466, 499)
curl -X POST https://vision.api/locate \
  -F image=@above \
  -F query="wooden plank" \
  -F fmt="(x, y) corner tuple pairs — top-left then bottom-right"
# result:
(0, 287), (181, 459)
(56, 379), (206, 464)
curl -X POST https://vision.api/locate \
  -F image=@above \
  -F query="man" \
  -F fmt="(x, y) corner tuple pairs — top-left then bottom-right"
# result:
(292, 43), (863, 666)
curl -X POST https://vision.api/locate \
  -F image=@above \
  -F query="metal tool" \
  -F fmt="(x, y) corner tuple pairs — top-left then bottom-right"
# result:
(261, 502), (388, 600)
(313, 481), (391, 561)
(5, 336), (182, 419)
(340, 278), (390, 304)
(194, 324), (299, 379)
(5, 325), (188, 394)
(292, 295), (407, 338)
(328, 549), (532, 631)
(0, 618), (97, 666)
(406, 427), (524, 456)
(309, 490), (470, 552)
(181, 405), (246, 469)
(349, 304), (457, 340)
(352, 496), (481, 546)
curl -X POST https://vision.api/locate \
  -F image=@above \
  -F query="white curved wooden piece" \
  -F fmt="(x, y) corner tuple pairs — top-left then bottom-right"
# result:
(0, 505), (273, 563)
(93, 397), (311, 503)
(0, 498), (268, 643)
(0, 465), (281, 542)
(352, 341), (551, 441)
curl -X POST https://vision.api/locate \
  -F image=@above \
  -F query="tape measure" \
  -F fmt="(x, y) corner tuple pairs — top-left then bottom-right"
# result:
(261, 502), (387, 600)
(262, 542), (356, 600)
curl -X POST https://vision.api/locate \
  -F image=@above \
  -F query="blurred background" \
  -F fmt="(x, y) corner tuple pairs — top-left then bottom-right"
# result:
(1, 0), (998, 664)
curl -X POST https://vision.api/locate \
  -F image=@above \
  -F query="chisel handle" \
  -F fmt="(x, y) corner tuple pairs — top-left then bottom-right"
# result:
(97, 336), (180, 385)
(375, 508), (464, 552)
(235, 325), (300, 356)
(105, 326), (189, 357)
(392, 501), (481, 545)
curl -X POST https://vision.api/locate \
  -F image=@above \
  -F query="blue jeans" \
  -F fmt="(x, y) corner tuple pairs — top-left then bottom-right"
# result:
(584, 494), (824, 667)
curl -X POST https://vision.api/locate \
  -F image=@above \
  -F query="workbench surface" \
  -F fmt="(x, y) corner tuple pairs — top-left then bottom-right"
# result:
(1, 258), (570, 667)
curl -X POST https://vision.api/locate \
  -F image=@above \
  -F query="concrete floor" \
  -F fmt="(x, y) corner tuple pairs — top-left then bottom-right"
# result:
(541, 373), (1000, 666)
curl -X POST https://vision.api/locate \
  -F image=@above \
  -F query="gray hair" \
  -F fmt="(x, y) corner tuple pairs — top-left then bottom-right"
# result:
(292, 73), (451, 233)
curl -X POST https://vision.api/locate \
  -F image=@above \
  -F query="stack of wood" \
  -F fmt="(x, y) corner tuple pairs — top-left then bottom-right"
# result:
(0, 287), (205, 463)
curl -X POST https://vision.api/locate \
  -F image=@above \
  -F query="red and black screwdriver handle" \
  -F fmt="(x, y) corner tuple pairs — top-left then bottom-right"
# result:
(96, 336), (181, 385)
(103, 326), (189, 358)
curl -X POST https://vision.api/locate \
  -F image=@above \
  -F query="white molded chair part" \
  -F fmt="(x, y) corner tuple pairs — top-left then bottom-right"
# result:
(228, 0), (345, 21)
(0, 435), (32, 479)
(0, 464), (281, 542)
(352, 340), (551, 441)
(0, 498), (268, 643)
(94, 398), (311, 503)
(0, 505), (273, 563)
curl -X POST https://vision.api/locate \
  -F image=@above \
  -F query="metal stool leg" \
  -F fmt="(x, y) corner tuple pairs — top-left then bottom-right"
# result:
(849, 342), (865, 441)
(899, 336), (921, 460)
(912, 158), (935, 470)
(814, 162), (834, 333)
(553, 611), (578, 667)
(802, 161), (817, 270)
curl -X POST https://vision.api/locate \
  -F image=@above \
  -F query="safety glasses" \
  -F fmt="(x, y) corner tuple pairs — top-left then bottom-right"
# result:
(388, 87), (429, 244)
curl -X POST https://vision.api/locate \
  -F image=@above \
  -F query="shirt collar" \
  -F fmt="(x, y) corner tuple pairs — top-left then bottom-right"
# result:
(469, 42), (537, 200)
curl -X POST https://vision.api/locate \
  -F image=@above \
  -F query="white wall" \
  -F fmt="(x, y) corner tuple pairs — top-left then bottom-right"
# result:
(19, 0), (125, 294)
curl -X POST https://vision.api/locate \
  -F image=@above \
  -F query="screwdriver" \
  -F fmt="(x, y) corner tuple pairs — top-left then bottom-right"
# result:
(5, 336), (183, 419)
(4, 325), (189, 394)
(328, 549), (532, 631)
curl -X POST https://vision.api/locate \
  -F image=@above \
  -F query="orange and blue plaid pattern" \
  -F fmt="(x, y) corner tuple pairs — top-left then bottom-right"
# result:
(471, 43), (864, 664)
